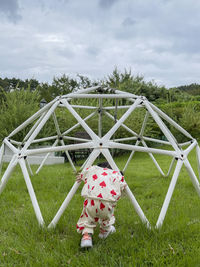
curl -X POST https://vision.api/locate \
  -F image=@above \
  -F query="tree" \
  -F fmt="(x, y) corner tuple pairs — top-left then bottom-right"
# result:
(106, 68), (168, 102)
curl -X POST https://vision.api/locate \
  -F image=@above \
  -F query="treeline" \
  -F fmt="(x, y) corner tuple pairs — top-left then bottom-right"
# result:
(1, 69), (200, 103)
(175, 83), (200, 96)
(0, 68), (200, 143)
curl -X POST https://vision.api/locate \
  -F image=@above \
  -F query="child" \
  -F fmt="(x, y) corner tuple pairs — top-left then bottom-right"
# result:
(76, 164), (127, 248)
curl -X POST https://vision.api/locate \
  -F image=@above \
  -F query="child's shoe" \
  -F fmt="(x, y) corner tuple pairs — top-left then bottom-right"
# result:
(80, 232), (93, 248)
(99, 225), (116, 239)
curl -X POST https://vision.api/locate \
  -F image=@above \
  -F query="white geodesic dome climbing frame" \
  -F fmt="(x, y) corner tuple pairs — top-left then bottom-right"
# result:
(0, 86), (200, 229)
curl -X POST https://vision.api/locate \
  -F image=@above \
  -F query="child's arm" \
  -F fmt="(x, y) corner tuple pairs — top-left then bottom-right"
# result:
(119, 175), (127, 195)
(76, 172), (83, 183)
(76, 166), (91, 183)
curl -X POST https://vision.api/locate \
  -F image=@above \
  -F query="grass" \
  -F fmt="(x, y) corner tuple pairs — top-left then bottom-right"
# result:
(0, 150), (200, 266)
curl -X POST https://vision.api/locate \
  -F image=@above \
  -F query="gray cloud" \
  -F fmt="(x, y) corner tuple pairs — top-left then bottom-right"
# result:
(0, 0), (200, 87)
(122, 17), (136, 27)
(99, 0), (118, 9)
(0, 0), (21, 22)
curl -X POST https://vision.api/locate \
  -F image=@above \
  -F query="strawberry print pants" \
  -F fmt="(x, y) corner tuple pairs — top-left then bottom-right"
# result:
(76, 198), (115, 235)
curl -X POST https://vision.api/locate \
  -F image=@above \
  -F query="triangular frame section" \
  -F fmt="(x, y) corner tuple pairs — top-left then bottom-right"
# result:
(0, 86), (200, 229)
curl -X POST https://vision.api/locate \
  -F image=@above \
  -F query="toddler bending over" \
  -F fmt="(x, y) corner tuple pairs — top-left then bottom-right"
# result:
(76, 164), (127, 248)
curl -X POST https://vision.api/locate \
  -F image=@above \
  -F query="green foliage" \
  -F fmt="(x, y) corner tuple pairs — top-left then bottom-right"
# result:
(0, 77), (39, 92)
(157, 101), (200, 141)
(179, 103), (200, 139)
(38, 74), (98, 103)
(37, 75), (78, 103)
(176, 83), (200, 96)
(106, 68), (168, 102)
(0, 87), (40, 143)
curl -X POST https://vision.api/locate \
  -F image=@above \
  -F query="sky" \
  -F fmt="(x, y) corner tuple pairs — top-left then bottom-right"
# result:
(0, 0), (200, 88)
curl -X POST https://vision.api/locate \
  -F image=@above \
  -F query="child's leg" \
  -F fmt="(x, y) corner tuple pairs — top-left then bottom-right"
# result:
(99, 214), (115, 233)
(76, 198), (97, 235)
(98, 201), (116, 233)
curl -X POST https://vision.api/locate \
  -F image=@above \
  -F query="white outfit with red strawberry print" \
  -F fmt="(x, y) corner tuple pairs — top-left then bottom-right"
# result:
(76, 165), (127, 235)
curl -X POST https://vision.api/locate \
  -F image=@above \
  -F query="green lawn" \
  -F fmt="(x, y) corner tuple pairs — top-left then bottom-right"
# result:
(0, 150), (200, 266)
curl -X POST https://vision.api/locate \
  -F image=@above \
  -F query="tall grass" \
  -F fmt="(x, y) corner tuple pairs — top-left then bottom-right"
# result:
(0, 150), (200, 266)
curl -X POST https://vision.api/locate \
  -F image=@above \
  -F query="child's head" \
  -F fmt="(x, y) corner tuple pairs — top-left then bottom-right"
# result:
(97, 162), (112, 169)
(97, 162), (124, 175)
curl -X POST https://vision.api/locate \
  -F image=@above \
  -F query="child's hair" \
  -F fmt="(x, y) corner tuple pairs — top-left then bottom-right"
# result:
(97, 162), (112, 169)
(97, 162), (124, 175)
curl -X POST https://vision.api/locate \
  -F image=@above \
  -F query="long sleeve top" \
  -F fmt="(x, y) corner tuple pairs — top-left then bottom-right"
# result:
(80, 165), (127, 203)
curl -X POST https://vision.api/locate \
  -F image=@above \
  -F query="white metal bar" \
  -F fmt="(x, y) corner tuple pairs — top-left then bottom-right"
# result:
(131, 111), (165, 176)
(166, 157), (176, 177)
(184, 140), (197, 156)
(114, 89), (138, 98)
(66, 93), (137, 99)
(4, 138), (19, 154)
(62, 136), (91, 142)
(144, 101), (180, 152)
(125, 186), (151, 229)
(103, 105), (131, 110)
(66, 85), (101, 96)
(62, 99), (98, 140)
(23, 111), (47, 142)
(98, 98), (103, 138)
(140, 111), (149, 136)
(0, 155), (18, 194)
(124, 112), (161, 175)
(114, 137), (138, 142)
(84, 149), (100, 168)
(179, 141), (194, 147)
(184, 158), (200, 197)
(36, 139), (59, 174)
(103, 98), (141, 141)
(0, 143), (5, 174)
(19, 158), (44, 226)
(59, 139), (76, 172)
(149, 102), (193, 140)
(21, 101), (59, 152)
(31, 135), (58, 144)
(109, 141), (177, 157)
(80, 155), (90, 170)
(8, 100), (55, 138)
(124, 112), (151, 173)
(9, 139), (22, 146)
(52, 112), (76, 171)
(80, 149), (100, 171)
(26, 142), (94, 156)
(196, 145), (200, 179)
(25, 158), (33, 176)
(71, 105), (97, 110)
(62, 111), (97, 136)
(123, 151), (135, 173)
(101, 148), (119, 170)
(104, 111), (138, 137)
(143, 136), (171, 145)
(156, 159), (183, 229)
(123, 140), (140, 172)
(141, 140), (165, 176)
(80, 149), (99, 170)
(52, 112), (61, 136)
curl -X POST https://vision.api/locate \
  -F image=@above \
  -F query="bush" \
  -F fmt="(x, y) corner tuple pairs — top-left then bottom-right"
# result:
(178, 103), (200, 140)
(0, 88), (40, 143)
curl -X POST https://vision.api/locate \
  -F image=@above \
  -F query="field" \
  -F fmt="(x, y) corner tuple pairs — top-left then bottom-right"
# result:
(0, 149), (200, 266)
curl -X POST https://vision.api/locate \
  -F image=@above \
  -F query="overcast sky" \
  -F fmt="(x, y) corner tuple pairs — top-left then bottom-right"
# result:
(0, 0), (200, 88)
